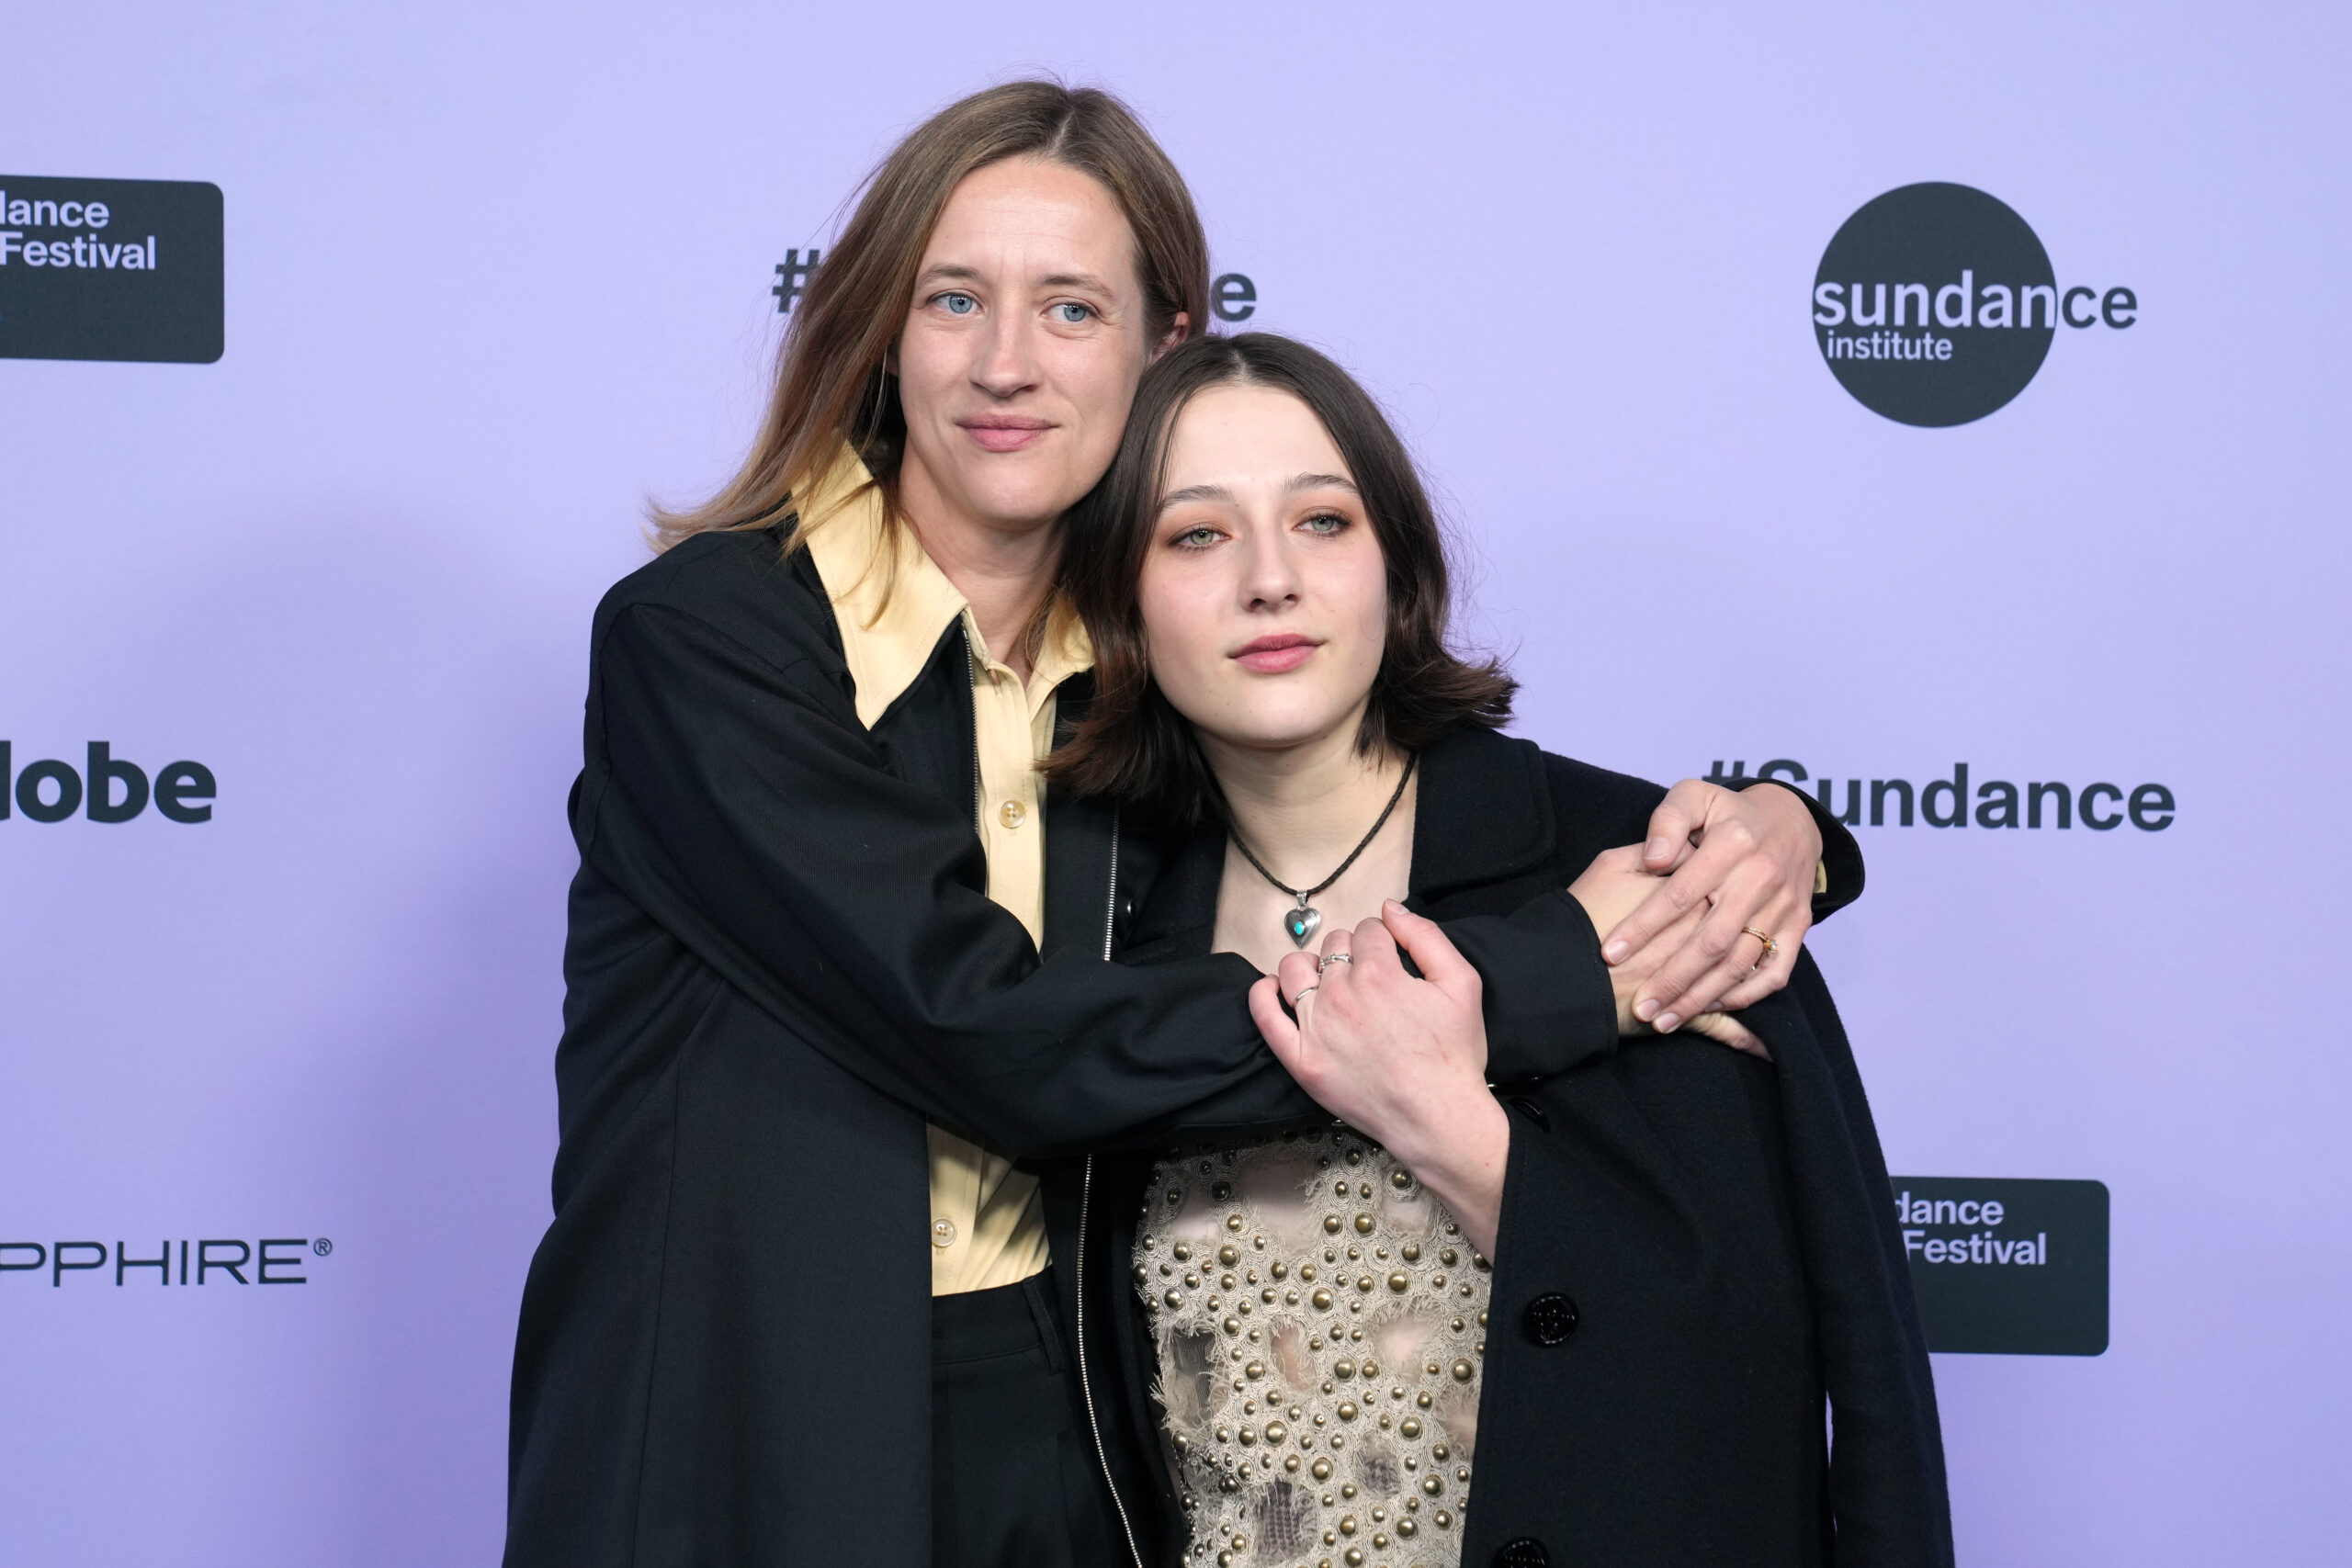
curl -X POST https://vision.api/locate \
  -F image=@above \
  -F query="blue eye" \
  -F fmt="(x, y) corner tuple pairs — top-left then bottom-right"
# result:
(1053, 302), (1093, 324)
(1301, 511), (1349, 536)
(1172, 525), (1221, 550)
(937, 292), (978, 315)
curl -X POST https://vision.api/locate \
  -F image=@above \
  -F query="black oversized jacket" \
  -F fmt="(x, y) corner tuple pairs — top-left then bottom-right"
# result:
(1046, 728), (1951, 1568)
(504, 527), (1865, 1567)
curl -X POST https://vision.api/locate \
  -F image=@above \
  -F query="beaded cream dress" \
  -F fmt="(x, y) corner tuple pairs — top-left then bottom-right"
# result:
(1136, 1124), (1491, 1568)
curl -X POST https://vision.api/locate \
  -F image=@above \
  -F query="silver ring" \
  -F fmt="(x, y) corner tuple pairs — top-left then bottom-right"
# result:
(1293, 984), (1319, 1002)
(1317, 953), (1353, 974)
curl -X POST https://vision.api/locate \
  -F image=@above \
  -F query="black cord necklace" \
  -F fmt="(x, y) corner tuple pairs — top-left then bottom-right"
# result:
(1221, 754), (1419, 948)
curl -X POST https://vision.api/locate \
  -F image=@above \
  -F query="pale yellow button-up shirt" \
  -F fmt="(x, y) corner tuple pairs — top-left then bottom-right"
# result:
(800, 457), (1091, 1297)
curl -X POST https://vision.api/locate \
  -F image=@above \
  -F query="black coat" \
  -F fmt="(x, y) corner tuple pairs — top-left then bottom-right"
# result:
(1050, 727), (1952, 1568)
(504, 527), (1870, 1567)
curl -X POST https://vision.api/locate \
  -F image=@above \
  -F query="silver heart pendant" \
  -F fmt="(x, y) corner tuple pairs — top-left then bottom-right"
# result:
(1283, 904), (1322, 948)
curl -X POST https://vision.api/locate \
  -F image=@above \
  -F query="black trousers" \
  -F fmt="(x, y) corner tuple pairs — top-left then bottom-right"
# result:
(931, 1267), (1129, 1568)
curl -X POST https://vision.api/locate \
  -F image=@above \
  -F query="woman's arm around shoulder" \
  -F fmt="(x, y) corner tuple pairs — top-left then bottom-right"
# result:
(579, 541), (1309, 1156)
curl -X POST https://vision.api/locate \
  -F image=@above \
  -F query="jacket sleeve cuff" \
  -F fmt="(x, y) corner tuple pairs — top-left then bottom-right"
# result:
(1442, 888), (1620, 1085)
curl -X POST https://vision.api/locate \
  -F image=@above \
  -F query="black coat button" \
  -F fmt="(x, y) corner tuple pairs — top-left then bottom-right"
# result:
(1522, 1292), (1579, 1346)
(1495, 1538), (1550, 1568)
(1507, 1095), (1550, 1132)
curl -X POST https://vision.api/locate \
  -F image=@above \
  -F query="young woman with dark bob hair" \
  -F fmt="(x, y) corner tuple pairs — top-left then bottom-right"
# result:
(1041, 333), (1952, 1568)
(506, 82), (1868, 1568)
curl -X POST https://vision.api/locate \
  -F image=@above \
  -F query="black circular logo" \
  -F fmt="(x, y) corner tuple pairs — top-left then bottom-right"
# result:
(1814, 183), (2055, 426)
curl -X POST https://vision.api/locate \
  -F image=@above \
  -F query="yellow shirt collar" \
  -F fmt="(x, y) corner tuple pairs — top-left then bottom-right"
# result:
(799, 450), (1093, 728)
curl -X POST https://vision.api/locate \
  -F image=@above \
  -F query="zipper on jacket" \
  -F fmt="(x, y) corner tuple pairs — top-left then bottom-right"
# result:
(1100, 807), (1121, 961)
(1079, 811), (1146, 1568)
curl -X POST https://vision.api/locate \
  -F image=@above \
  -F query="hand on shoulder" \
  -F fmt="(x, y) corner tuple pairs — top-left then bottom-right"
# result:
(1569, 845), (1767, 1057)
(1580, 778), (1820, 1033)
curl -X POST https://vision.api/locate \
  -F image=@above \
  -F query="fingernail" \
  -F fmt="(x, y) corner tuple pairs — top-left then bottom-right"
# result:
(1602, 940), (1630, 964)
(1634, 998), (1661, 1022)
(1645, 837), (1672, 863)
(1655, 1012), (1681, 1032)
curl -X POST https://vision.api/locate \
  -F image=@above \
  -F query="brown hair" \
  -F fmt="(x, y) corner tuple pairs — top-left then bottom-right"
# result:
(650, 80), (1209, 552)
(1050, 333), (1516, 819)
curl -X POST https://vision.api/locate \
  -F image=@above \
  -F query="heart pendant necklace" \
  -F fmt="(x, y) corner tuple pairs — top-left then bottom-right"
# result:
(1224, 755), (1418, 949)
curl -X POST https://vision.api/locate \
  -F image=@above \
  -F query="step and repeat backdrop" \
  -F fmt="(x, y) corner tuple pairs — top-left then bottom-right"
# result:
(4, 5), (2345, 1563)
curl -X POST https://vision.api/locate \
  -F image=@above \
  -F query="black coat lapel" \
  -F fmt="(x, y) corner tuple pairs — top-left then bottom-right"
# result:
(1407, 727), (1557, 901)
(1042, 671), (1121, 963)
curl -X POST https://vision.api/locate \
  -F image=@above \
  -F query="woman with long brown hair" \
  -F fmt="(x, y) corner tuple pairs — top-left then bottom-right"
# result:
(504, 81), (1860, 1568)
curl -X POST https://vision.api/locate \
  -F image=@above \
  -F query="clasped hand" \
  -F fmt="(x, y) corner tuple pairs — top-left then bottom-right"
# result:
(1600, 778), (1820, 1032)
(1570, 846), (1766, 1058)
(1248, 904), (1510, 1259)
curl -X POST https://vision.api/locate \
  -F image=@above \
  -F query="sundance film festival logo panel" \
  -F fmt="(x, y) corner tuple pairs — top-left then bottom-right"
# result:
(1813, 182), (2134, 426)
(0, 175), (222, 363)
(1891, 1178), (2109, 1355)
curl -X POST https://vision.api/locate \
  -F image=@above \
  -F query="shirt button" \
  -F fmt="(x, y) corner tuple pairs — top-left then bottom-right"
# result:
(998, 799), (1027, 829)
(932, 1218), (958, 1248)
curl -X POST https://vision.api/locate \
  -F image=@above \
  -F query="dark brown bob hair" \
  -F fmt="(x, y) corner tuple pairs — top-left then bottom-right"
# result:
(1050, 333), (1516, 820)
(651, 79), (1209, 552)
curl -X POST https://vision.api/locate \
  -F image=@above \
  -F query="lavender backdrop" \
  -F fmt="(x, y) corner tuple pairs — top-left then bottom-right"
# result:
(4, 5), (2346, 1562)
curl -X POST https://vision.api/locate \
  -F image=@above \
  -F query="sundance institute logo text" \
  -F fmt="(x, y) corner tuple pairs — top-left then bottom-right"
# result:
(1813, 182), (2135, 426)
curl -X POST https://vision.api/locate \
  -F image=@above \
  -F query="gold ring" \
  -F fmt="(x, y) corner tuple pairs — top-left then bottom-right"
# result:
(1741, 926), (1778, 973)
